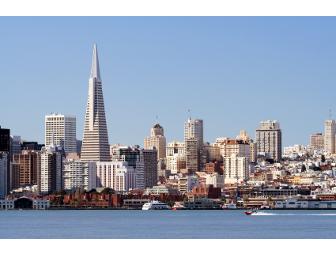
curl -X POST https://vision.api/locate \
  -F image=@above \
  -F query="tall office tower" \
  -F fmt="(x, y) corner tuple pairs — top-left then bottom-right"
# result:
(81, 44), (110, 162)
(324, 120), (336, 154)
(13, 150), (40, 187)
(39, 145), (63, 194)
(140, 149), (158, 188)
(310, 133), (324, 151)
(223, 154), (249, 185)
(10, 162), (20, 190)
(45, 114), (77, 154)
(0, 126), (10, 194)
(166, 141), (186, 174)
(185, 138), (198, 174)
(0, 126), (10, 153)
(144, 123), (166, 160)
(0, 153), (8, 198)
(256, 120), (282, 162)
(184, 118), (204, 170)
(10, 136), (22, 155)
(96, 161), (136, 192)
(63, 159), (96, 191)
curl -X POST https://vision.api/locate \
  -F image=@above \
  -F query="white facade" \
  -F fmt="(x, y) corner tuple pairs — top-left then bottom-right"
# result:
(63, 160), (96, 191)
(205, 173), (224, 188)
(166, 141), (185, 174)
(96, 161), (136, 192)
(256, 120), (282, 162)
(39, 145), (63, 194)
(178, 175), (199, 194)
(45, 114), (76, 154)
(81, 44), (110, 162)
(324, 120), (336, 154)
(184, 118), (204, 170)
(223, 154), (249, 184)
(184, 118), (204, 149)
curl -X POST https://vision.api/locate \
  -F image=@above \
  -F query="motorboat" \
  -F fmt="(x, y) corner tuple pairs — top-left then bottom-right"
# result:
(245, 209), (259, 216)
(142, 201), (171, 210)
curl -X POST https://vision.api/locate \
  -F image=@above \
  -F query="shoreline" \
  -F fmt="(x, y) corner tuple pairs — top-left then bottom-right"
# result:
(2, 207), (336, 211)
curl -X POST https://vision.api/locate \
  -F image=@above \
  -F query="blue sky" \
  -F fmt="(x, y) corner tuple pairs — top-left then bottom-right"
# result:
(0, 17), (335, 146)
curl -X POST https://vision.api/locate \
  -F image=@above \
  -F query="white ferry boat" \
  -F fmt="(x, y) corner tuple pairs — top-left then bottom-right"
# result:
(142, 201), (171, 210)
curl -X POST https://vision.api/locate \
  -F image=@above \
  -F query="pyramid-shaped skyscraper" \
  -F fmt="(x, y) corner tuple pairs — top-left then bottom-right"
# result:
(81, 44), (110, 162)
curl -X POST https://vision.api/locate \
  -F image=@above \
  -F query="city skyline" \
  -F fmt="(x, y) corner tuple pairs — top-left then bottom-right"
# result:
(1, 17), (336, 146)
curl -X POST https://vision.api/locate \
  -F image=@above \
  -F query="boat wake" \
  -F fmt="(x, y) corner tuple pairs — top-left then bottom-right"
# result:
(251, 212), (336, 216)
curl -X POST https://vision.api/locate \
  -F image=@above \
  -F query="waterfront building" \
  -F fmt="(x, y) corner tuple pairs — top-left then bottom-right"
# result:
(81, 44), (110, 162)
(144, 123), (166, 160)
(39, 145), (63, 194)
(13, 150), (40, 187)
(45, 113), (77, 154)
(310, 133), (324, 151)
(256, 120), (282, 162)
(96, 161), (136, 192)
(223, 154), (249, 185)
(0, 197), (50, 210)
(63, 159), (96, 191)
(324, 120), (336, 154)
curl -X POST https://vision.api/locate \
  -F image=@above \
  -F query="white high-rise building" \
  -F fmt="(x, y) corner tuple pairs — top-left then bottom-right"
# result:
(81, 44), (110, 162)
(39, 145), (63, 194)
(256, 120), (282, 162)
(96, 161), (136, 192)
(45, 114), (76, 154)
(223, 154), (249, 185)
(184, 118), (204, 150)
(324, 120), (336, 154)
(63, 159), (96, 191)
(184, 118), (204, 171)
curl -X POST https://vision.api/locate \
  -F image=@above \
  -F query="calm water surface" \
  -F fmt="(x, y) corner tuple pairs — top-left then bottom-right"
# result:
(0, 210), (336, 239)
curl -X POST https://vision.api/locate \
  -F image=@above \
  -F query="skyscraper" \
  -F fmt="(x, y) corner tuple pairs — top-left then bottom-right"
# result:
(184, 118), (204, 171)
(256, 120), (282, 162)
(324, 120), (336, 154)
(13, 150), (40, 187)
(144, 123), (166, 160)
(0, 126), (10, 195)
(39, 145), (63, 194)
(81, 44), (110, 162)
(0, 153), (8, 198)
(45, 114), (77, 154)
